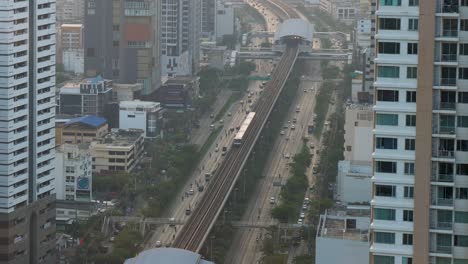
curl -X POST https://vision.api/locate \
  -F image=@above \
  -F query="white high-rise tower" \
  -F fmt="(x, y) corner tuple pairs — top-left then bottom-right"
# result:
(0, 1), (56, 263)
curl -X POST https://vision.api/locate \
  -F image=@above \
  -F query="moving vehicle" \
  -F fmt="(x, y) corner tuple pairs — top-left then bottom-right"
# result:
(210, 124), (215, 131)
(233, 112), (256, 146)
(155, 241), (162, 247)
(205, 173), (211, 182)
(296, 106), (300, 113)
(169, 218), (176, 226)
(185, 208), (191, 215)
(291, 125), (296, 130)
(270, 197), (276, 204)
(198, 185), (204, 192)
(280, 130), (285, 135)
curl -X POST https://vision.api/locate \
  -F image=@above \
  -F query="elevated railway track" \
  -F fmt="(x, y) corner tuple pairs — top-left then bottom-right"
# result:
(173, 0), (301, 253)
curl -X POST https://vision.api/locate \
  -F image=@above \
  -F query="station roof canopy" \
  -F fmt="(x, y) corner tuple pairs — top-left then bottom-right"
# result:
(274, 19), (314, 42)
(124, 248), (214, 264)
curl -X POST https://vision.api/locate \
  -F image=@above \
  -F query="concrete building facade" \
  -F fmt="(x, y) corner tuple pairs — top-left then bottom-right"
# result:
(0, 1), (57, 262)
(55, 144), (92, 202)
(215, 1), (235, 42)
(119, 101), (163, 138)
(90, 129), (145, 173)
(84, 0), (161, 95)
(160, 0), (201, 77)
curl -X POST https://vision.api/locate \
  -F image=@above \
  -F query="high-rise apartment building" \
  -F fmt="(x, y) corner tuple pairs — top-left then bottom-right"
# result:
(84, 0), (161, 95)
(0, 1), (57, 263)
(372, 1), (468, 264)
(160, 0), (201, 77)
(202, 0), (216, 37)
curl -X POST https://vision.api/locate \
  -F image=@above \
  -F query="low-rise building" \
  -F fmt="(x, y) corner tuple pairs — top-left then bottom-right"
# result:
(56, 115), (108, 145)
(336, 160), (372, 204)
(90, 129), (145, 173)
(157, 76), (199, 108)
(113, 83), (143, 102)
(315, 205), (370, 264)
(119, 101), (163, 138)
(55, 144), (93, 202)
(59, 75), (113, 116)
(343, 104), (373, 162)
(55, 144), (94, 229)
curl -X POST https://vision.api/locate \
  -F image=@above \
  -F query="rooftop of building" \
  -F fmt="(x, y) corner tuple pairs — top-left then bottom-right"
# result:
(92, 129), (144, 147)
(64, 115), (107, 129)
(164, 76), (197, 85)
(317, 204), (370, 242)
(119, 100), (161, 109)
(60, 75), (112, 94)
(124, 248), (213, 264)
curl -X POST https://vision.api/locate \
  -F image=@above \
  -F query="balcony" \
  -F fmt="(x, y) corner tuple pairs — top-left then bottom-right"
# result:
(433, 150), (455, 159)
(437, 3), (459, 14)
(440, 78), (457, 86)
(433, 126), (456, 135)
(434, 102), (456, 111)
(434, 221), (453, 230)
(434, 245), (453, 254)
(432, 173), (454, 183)
(433, 198), (454, 206)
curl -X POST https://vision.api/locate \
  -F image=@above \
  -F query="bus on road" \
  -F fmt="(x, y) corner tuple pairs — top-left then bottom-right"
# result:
(233, 112), (256, 146)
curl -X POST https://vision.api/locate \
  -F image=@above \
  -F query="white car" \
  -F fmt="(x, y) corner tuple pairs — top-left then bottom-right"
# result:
(155, 240), (162, 247)
(270, 197), (276, 204)
(227, 112), (232, 116)
(285, 153), (291, 159)
(291, 125), (296, 130)
(280, 130), (285, 135)
(300, 212), (305, 219)
(188, 189), (194, 195)
(297, 219), (303, 225)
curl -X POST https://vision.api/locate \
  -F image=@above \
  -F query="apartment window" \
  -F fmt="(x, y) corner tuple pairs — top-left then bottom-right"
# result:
(375, 161), (397, 174)
(374, 208), (395, 220)
(408, 0), (418, 6)
(461, 44), (468, 55)
(378, 42), (401, 54)
(457, 164), (468, 175)
(378, 66), (400, 78)
(407, 67), (417, 79)
(375, 185), (396, 197)
(379, 18), (401, 30)
(402, 257), (413, 264)
(463, 0), (468, 6)
(458, 116), (468, 127)
(459, 68), (468, 79)
(462, 20), (468, 31)
(376, 137), (398, 149)
(405, 139), (415, 150)
(377, 90), (399, 102)
(403, 210), (414, 222)
(459, 92), (468, 103)
(374, 232), (395, 244)
(457, 140), (468, 151)
(402, 234), (413, 245)
(456, 188), (468, 199)
(404, 186), (414, 198)
(377, 114), (398, 126)
(407, 43), (418, 55)
(374, 255), (395, 264)
(454, 260), (468, 264)
(455, 235), (468, 247)
(408, 18), (419, 31)
(406, 91), (416, 102)
(379, 0), (401, 6)
(455, 211), (468, 223)
(406, 115), (416, 127)
(404, 162), (415, 175)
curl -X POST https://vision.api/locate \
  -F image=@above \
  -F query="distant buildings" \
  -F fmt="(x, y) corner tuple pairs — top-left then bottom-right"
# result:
(119, 101), (164, 138)
(59, 24), (84, 74)
(336, 104), (373, 204)
(202, 0), (216, 37)
(56, 0), (85, 24)
(215, 2), (235, 42)
(55, 144), (93, 202)
(84, 0), (161, 95)
(90, 129), (145, 173)
(59, 76), (113, 116)
(157, 77), (200, 108)
(315, 205), (370, 264)
(160, 0), (201, 77)
(56, 115), (109, 145)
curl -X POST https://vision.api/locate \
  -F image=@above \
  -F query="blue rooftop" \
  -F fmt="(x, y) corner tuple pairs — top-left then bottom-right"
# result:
(84, 75), (105, 84)
(64, 115), (107, 128)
